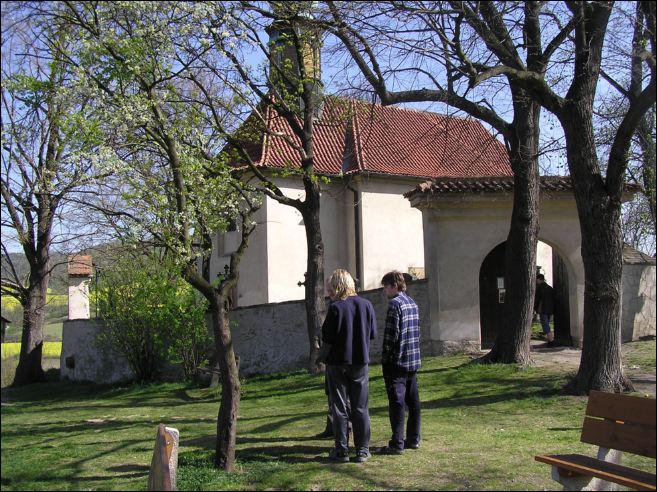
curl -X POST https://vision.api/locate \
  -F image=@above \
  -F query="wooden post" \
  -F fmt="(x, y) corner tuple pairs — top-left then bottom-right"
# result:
(148, 424), (179, 491)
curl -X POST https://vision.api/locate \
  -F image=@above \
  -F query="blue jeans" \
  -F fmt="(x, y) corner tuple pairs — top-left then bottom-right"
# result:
(383, 363), (421, 450)
(327, 364), (371, 454)
(540, 313), (552, 334)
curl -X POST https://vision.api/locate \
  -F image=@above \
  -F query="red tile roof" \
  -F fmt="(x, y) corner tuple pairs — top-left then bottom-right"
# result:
(67, 255), (93, 277)
(242, 97), (511, 179)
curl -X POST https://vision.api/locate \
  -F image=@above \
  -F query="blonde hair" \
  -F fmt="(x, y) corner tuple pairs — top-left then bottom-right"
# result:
(329, 269), (357, 300)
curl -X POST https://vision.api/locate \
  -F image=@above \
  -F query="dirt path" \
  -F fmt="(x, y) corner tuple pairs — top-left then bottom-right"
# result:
(530, 340), (656, 397)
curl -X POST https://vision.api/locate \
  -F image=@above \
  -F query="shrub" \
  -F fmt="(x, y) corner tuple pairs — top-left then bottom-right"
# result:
(96, 254), (210, 382)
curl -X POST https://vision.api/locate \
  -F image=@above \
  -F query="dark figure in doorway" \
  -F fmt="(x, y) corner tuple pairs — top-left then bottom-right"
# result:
(534, 274), (555, 347)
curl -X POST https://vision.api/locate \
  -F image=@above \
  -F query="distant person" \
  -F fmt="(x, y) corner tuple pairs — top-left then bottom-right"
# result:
(320, 269), (377, 463)
(379, 271), (421, 455)
(534, 273), (555, 347)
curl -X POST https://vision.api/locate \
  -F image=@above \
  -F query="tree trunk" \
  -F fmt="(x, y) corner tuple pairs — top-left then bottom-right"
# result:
(300, 178), (326, 374)
(480, 90), (540, 365)
(13, 268), (48, 386)
(211, 296), (241, 471)
(560, 106), (633, 394)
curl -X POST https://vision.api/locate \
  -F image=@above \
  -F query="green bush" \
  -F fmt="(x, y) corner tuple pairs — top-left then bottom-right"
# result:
(96, 254), (210, 382)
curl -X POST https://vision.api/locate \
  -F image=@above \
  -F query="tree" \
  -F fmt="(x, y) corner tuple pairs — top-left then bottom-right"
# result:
(1, 5), (114, 385)
(194, 1), (330, 373)
(326, 1), (575, 364)
(328, 1), (656, 392)
(120, 1), (334, 373)
(597, 60), (655, 254)
(497, 1), (656, 393)
(52, 1), (261, 470)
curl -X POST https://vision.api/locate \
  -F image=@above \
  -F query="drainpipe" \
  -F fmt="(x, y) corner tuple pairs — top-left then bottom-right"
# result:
(347, 183), (364, 290)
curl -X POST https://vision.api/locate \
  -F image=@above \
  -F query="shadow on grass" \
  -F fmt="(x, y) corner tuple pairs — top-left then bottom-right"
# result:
(238, 444), (330, 464)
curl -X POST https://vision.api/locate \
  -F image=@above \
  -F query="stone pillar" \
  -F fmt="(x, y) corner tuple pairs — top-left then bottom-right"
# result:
(67, 255), (93, 320)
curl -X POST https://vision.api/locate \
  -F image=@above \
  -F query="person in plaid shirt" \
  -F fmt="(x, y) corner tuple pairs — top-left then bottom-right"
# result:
(379, 271), (421, 455)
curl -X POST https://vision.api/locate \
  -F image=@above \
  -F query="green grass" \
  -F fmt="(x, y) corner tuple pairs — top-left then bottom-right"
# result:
(1, 340), (654, 491)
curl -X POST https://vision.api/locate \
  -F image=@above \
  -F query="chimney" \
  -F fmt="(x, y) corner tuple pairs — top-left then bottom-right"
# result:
(67, 255), (93, 320)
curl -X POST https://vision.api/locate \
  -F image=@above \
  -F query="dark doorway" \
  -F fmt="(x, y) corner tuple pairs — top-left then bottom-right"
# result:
(479, 242), (506, 349)
(552, 252), (572, 346)
(479, 241), (572, 349)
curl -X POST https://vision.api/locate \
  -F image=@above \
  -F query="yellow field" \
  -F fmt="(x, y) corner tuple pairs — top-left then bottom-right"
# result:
(1, 342), (62, 359)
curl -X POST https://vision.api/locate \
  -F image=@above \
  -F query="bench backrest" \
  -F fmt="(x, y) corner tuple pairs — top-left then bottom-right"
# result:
(581, 390), (656, 459)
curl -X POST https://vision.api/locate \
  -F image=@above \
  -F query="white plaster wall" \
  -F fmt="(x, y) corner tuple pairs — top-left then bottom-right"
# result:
(413, 191), (585, 351)
(264, 178), (356, 303)
(213, 204), (269, 306)
(424, 198), (512, 349)
(358, 177), (425, 290)
(536, 241), (553, 284)
(266, 184), (308, 302)
(213, 174), (424, 306)
(536, 198), (585, 345)
(68, 278), (91, 320)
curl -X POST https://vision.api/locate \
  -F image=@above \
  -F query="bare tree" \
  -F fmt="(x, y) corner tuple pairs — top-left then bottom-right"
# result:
(498, 1), (656, 393)
(1, 5), (113, 385)
(326, 1), (576, 364)
(328, 2), (656, 392)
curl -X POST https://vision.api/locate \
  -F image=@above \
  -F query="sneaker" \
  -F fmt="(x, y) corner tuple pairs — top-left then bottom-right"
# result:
(328, 448), (349, 463)
(546, 341), (555, 348)
(354, 450), (371, 463)
(404, 440), (420, 450)
(378, 445), (404, 455)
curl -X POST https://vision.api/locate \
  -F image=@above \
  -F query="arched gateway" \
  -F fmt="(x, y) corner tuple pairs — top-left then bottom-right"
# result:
(405, 176), (595, 354)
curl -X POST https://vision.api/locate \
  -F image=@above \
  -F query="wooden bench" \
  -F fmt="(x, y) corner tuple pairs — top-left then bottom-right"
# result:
(148, 424), (179, 491)
(535, 390), (656, 491)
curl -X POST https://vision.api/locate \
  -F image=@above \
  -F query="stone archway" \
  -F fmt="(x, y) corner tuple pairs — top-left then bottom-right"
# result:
(478, 240), (573, 349)
(406, 176), (587, 354)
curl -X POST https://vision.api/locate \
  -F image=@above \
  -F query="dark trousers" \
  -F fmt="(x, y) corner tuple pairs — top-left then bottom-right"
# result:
(383, 363), (421, 450)
(324, 374), (351, 434)
(327, 364), (371, 454)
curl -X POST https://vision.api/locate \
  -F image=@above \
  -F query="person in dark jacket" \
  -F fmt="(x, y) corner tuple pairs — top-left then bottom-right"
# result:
(320, 269), (377, 463)
(534, 273), (555, 347)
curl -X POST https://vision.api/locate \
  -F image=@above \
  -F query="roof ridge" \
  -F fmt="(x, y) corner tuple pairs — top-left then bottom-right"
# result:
(346, 97), (479, 123)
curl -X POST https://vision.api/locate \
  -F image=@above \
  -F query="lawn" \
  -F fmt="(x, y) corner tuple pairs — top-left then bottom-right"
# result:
(1, 340), (654, 491)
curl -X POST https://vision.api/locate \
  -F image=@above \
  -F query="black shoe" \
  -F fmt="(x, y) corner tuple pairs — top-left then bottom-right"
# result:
(378, 445), (404, 455)
(546, 341), (555, 348)
(404, 440), (420, 450)
(315, 429), (333, 439)
(354, 450), (371, 463)
(328, 447), (349, 463)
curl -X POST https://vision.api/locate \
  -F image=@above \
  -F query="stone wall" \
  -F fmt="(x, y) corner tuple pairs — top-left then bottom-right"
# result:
(60, 319), (133, 384)
(621, 264), (656, 342)
(58, 271), (656, 383)
(59, 281), (430, 382)
(230, 279), (431, 376)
